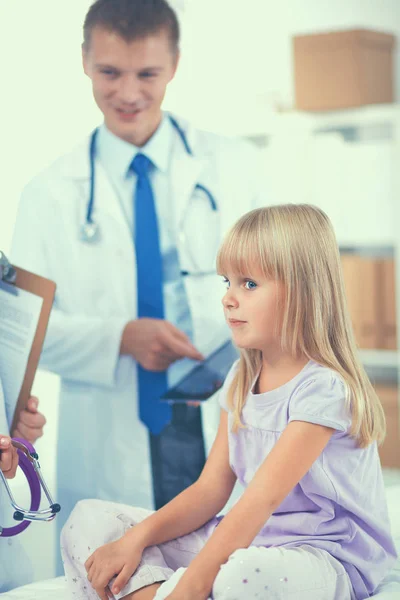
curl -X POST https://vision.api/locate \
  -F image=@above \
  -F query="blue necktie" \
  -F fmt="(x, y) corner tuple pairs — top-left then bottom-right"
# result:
(131, 153), (172, 435)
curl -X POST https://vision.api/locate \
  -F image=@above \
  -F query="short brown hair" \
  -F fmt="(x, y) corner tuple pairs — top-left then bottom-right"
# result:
(83, 0), (180, 53)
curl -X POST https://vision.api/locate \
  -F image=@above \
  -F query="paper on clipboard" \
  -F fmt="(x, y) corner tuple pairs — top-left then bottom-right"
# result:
(0, 281), (43, 426)
(0, 252), (56, 432)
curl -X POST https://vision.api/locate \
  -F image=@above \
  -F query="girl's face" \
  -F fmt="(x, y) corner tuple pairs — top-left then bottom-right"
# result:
(221, 269), (284, 353)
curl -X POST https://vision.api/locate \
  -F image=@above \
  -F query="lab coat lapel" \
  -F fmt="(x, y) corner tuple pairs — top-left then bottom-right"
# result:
(95, 163), (133, 250)
(68, 141), (136, 311)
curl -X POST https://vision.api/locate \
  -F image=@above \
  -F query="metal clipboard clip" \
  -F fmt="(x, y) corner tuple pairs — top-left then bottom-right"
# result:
(0, 251), (17, 284)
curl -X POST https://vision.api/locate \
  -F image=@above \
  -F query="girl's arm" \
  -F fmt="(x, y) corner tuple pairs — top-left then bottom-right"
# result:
(176, 420), (335, 596)
(84, 409), (236, 599)
(126, 408), (237, 548)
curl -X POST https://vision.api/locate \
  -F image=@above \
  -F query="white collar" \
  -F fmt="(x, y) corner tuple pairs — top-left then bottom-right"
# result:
(97, 112), (174, 180)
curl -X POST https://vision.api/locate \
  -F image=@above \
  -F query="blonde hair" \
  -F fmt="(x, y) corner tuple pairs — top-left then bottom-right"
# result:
(216, 204), (386, 448)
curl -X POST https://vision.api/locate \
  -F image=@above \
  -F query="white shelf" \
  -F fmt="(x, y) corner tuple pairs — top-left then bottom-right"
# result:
(359, 350), (398, 369)
(339, 245), (394, 256)
(337, 236), (396, 249)
(236, 103), (400, 141)
(197, 102), (400, 140)
(273, 103), (400, 132)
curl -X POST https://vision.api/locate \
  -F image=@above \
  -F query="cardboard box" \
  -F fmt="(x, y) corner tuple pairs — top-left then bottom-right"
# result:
(341, 254), (398, 351)
(374, 384), (400, 468)
(293, 29), (396, 111)
(377, 258), (397, 350)
(341, 254), (380, 349)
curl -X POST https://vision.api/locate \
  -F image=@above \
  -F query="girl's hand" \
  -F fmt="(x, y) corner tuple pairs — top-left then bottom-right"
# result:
(85, 536), (143, 600)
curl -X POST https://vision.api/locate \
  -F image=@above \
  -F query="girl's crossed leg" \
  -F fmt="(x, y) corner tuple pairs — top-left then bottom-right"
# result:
(61, 500), (354, 600)
(154, 545), (355, 600)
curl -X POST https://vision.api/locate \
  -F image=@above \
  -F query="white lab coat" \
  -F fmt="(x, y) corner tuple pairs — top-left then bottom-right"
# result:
(11, 115), (265, 539)
(0, 382), (33, 592)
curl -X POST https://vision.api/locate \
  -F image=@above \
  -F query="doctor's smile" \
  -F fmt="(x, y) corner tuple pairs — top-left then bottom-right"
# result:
(115, 106), (146, 121)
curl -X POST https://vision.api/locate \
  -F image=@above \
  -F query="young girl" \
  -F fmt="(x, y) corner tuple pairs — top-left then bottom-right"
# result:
(61, 204), (397, 600)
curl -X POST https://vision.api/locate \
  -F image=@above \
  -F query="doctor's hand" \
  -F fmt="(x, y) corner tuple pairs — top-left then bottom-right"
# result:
(0, 436), (18, 479)
(121, 318), (204, 371)
(11, 396), (46, 444)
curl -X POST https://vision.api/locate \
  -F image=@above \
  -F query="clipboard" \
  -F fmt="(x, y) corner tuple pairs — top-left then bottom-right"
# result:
(0, 251), (56, 433)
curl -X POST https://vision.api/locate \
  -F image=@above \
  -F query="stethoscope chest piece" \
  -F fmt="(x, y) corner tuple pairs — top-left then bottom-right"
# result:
(80, 222), (100, 243)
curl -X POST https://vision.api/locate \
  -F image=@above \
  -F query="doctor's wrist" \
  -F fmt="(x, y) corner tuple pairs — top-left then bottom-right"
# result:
(120, 320), (138, 356)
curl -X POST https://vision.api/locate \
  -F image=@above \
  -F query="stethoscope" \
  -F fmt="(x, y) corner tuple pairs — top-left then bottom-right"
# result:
(0, 438), (60, 537)
(80, 115), (219, 276)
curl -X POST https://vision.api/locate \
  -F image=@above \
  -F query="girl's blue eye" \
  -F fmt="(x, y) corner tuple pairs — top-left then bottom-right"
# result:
(222, 277), (230, 289)
(245, 280), (257, 290)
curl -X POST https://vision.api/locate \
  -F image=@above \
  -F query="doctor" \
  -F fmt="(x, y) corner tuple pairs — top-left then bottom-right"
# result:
(11, 0), (265, 571)
(0, 388), (46, 592)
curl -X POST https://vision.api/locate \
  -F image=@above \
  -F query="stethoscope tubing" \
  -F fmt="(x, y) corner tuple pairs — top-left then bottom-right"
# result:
(83, 115), (218, 236)
(0, 439), (40, 537)
(0, 438), (60, 537)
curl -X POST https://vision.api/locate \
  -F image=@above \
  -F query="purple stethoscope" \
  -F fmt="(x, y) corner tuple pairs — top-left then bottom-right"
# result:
(0, 438), (61, 537)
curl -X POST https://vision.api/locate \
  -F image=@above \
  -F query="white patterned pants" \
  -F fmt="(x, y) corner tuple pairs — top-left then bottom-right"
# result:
(61, 499), (355, 600)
